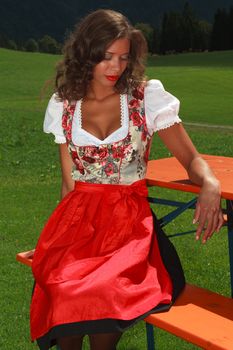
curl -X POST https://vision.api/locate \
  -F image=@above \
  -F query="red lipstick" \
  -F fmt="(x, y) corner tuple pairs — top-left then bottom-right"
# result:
(106, 75), (119, 82)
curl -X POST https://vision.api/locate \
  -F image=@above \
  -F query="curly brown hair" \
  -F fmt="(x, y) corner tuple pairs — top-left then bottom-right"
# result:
(55, 9), (148, 101)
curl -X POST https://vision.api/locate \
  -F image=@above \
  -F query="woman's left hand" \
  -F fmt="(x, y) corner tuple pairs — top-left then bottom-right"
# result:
(157, 124), (225, 243)
(193, 178), (224, 243)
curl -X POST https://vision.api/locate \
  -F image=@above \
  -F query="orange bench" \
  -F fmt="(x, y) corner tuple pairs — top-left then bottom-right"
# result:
(16, 249), (34, 267)
(145, 284), (233, 350)
(17, 251), (233, 349)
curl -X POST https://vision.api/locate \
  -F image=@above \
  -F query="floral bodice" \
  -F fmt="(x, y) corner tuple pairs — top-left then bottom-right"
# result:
(62, 90), (153, 184)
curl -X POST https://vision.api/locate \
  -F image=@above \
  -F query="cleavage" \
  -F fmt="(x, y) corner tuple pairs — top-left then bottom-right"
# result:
(80, 96), (122, 141)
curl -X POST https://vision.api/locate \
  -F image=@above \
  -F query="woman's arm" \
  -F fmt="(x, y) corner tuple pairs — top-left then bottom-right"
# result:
(59, 144), (75, 199)
(157, 123), (224, 243)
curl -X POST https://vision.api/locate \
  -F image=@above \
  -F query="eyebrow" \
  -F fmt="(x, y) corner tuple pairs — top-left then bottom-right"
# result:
(105, 51), (129, 55)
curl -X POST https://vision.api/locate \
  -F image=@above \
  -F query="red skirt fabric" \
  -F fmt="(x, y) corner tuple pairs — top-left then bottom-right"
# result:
(30, 180), (173, 341)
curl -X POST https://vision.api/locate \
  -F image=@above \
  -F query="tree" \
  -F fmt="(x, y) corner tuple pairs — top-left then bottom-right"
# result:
(25, 38), (39, 52)
(0, 33), (8, 48)
(229, 7), (233, 49)
(6, 39), (17, 50)
(180, 2), (198, 52)
(38, 35), (60, 54)
(211, 8), (230, 51)
(193, 20), (212, 51)
(160, 3), (212, 53)
(160, 12), (183, 53)
(151, 27), (160, 54)
(135, 22), (155, 53)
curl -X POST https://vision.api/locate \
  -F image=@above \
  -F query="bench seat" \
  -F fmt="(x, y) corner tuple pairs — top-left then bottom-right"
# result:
(16, 251), (233, 349)
(145, 284), (233, 350)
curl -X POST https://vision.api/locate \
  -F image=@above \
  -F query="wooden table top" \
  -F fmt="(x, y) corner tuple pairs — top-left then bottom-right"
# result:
(146, 155), (233, 200)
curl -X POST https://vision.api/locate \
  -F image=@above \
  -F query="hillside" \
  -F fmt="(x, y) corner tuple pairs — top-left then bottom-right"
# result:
(1, 47), (232, 126)
(1, 0), (232, 42)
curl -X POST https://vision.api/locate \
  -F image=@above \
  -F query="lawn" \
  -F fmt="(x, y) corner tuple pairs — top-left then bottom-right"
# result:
(0, 48), (233, 349)
(147, 50), (233, 126)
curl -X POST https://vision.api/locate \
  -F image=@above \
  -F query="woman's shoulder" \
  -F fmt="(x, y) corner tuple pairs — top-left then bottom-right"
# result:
(144, 79), (179, 104)
(143, 79), (181, 133)
(44, 93), (64, 127)
(43, 93), (66, 144)
(130, 79), (165, 100)
(47, 93), (63, 109)
(145, 79), (164, 91)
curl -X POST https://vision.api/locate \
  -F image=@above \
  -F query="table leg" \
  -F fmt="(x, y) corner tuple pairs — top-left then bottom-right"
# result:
(148, 197), (197, 228)
(226, 200), (233, 298)
(146, 322), (156, 350)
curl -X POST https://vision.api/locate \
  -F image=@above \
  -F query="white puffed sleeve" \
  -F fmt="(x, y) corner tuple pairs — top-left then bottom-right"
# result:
(43, 93), (66, 144)
(144, 79), (182, 134)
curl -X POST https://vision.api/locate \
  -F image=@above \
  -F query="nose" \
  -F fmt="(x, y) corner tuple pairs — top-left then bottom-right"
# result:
(110, 57), (121, 73)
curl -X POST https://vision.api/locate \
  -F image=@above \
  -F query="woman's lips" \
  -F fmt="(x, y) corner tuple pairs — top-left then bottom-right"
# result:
(106, 75), (119, 82)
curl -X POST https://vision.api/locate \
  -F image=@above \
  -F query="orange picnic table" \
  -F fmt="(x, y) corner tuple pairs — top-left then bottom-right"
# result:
(146, 154), (233, 295)
(16, 154), (233, 350)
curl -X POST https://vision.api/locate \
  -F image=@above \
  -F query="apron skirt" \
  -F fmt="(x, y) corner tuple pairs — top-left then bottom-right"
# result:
(30, 179), (185, 349)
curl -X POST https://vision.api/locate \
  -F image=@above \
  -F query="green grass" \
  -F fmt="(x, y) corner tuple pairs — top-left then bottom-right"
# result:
(147, 51), (233, 126)
(0, 48), (233, 350)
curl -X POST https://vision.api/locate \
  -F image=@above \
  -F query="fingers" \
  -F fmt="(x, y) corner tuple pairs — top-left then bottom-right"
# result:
(194, 200), (209, 241)
(195, 207), (207, 242)
(193, 202), (201, 225)
(193, 179), (224, 243)
(216, 210), (225, 232)
(194, 206), (224, 244)
(201, 208), (219, 243)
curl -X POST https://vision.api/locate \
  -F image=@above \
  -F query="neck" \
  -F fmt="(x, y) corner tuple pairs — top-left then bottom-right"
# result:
(87, 82), (116, 101)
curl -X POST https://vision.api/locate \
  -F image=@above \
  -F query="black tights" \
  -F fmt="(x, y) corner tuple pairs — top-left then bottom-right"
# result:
(57, 332), (122, 350)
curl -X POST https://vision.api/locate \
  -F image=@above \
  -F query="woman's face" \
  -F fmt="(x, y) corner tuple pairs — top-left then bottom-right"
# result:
(91, 38), (130, 89)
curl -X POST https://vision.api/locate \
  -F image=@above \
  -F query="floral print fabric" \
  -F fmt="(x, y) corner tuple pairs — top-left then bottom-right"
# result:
(62, 89), (153, 184)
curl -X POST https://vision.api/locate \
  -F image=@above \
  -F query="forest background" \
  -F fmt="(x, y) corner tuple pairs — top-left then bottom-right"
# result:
(1, 0), (233, 55)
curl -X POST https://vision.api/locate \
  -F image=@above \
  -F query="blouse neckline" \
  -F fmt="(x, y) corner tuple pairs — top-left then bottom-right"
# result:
(72, 94), (129, 145)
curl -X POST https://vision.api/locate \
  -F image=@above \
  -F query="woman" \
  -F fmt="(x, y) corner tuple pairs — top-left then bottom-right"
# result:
(30, 9), (224, 350)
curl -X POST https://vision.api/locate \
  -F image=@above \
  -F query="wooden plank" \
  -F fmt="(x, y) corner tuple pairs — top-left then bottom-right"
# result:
(146, 155), (233, 200)
(145, 284), (233, 350)
(16, 250), (34, 267)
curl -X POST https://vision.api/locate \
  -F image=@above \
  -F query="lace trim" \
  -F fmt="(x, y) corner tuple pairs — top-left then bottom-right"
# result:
(155, 119), (181, 132)
(78, 95), (124, 128)
(120, 94), (124, 126)
(78, 99), (83, 128)
(71, 95), (129, 146)
(54, 135), (66, 144)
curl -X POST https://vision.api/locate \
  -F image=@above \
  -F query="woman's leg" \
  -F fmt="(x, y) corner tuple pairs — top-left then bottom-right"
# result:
(57, 334), (85, 350)
(89, 332), (122, 350)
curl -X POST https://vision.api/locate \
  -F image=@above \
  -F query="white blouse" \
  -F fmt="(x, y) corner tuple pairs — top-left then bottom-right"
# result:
(43, 79), (182, 146)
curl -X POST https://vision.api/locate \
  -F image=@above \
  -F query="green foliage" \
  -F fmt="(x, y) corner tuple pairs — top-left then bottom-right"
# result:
(181, 2), (197, 50)
(25, 38), (39, 52)
(194, 20), (212, 51)
(0, 48), (232, 349)
(211, 7), (233, 50)
(38, 35), (60, 54)
(6, 39), (17, 50)
(160, 3), (213, 53)
(1, 0), (233, 53)
(135, 22), (154, 53)
(160, 11), (183, 53)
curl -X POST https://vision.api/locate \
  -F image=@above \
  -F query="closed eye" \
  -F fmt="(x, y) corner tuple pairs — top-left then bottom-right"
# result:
(120, 55), (129, 61)
(104, 53), (129, 61)
(104, 53), (112, 60)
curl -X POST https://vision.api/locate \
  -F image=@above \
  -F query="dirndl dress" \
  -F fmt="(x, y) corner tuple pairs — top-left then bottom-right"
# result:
(30, 82), (185, 350)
